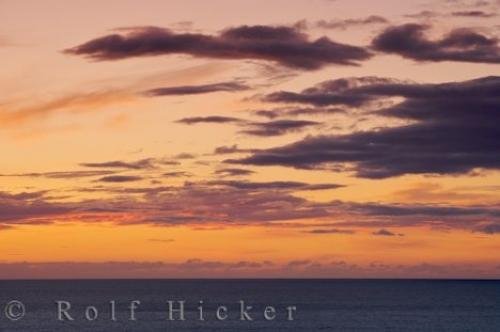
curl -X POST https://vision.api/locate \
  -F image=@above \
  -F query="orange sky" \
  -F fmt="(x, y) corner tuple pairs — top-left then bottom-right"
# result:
(0, 0), (499, 278)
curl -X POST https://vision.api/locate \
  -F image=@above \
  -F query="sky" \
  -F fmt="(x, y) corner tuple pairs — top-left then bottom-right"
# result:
(0, 0), (499, 279)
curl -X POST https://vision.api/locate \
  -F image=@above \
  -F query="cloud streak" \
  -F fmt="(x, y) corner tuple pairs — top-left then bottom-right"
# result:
(240, 119), (321, 136)
(65, 25), (372, 70)
(97, 175), (143, 183)
(315, 15), (389, 30)
(144, 81), (249, 96)
(372, 23), (500, 64)
(0, 170), (115, 179)
(451, 10), (497, 17)
(372, 229), (403, 236)
(208, 180), (344, 191)
(80, 158), (157, 170)
(0, 90), (133, 127)
(306, 228), (355, 234)
(214, 168), (255, 177)
(175, 116), (244, 125)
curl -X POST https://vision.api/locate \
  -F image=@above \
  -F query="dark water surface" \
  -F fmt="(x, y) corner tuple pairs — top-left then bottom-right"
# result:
(0, 279), (499, 331)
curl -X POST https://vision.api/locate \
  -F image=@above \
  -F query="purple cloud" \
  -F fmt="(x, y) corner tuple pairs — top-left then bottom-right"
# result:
(64, 25), (372, 70)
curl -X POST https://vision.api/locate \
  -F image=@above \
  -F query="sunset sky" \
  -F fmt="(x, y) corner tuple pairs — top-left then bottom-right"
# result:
(1, 0), (499, 278)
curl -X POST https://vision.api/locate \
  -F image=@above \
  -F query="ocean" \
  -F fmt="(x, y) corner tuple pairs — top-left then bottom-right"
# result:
(0, 279), (499, 331)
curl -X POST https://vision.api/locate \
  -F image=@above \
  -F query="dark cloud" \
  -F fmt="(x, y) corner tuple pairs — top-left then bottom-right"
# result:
(80, 158), (156, 170)
(64, 25), (372, 70)
(451, 10), (497, 17)
(315, 16), (389, 30)
(175, 116), (243, 125)
(241, 119), (320, 136)
(0, 190), (48, 201)
(372, 229), (401, 236)
(404, 9), (496, 19)
(0, 170), (115, 179)
(208, 180), (344, 191)
(215, 168), (255, 177)
(144, 81), (249, 96)
(0, 191), (71, 223)
(213, 145), (256, 155)
(404, 10), (440, 19)
(97, 175), (143, 183)
(280, 107), (345, 117)
(253, 109), (282, 119)
(173, 153), (196, 159)
(177, 116), (321, 136)
(344, 201), (500, 218)
(163, 171), (192, 177)
(328, 201), (500, 233)
(306, 228), (355, 234)
(264, 76), (397, 106)
(372, 23), (500, 63)
(252, 107), (345, 119)
(233, 76), (500, 178)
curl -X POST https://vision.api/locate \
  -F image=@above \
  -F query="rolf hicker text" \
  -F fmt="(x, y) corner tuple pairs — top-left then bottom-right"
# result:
(53, 300), (297, 322)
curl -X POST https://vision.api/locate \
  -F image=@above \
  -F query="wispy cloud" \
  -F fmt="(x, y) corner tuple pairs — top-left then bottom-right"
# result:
(305, 228), (355, 234)
(313, 15), (389, 30)
(144, 81), (249, 96)
(207, 180), (344, 191)
(0, 170), (115, 179)
(175, 116), (321, 137)
(175, 116), (244, 125)
(372, 229), (404, 236)
(251, 107), (345, 119)
(163, 171), (192, 177)
(451, 10), (497, 17)
(213, 145), (257, 155)
(97, 175), (143, 183)
(214, 168), (255, 177)
(240, 119), (321, 136)
(80, 158), (157, 170)
(0, 90), (134, 127)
